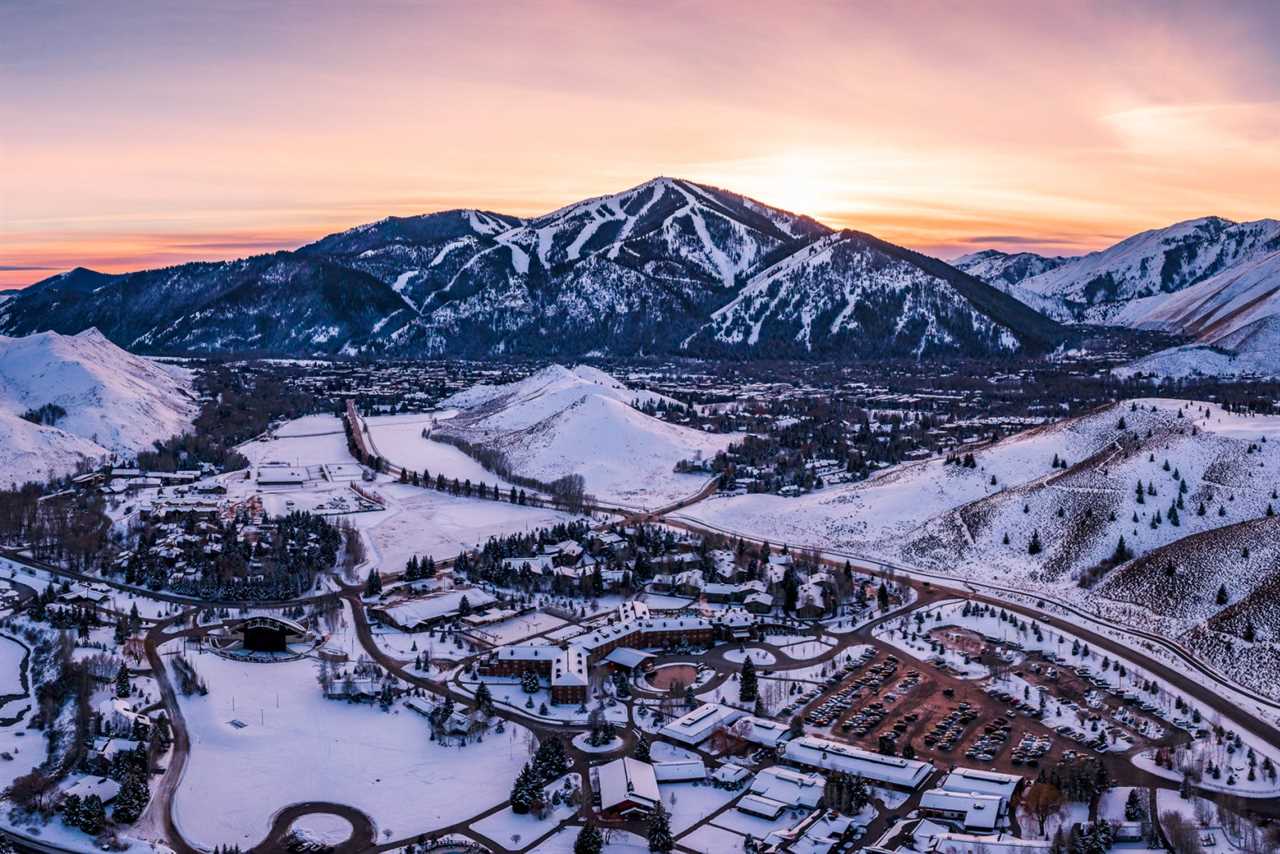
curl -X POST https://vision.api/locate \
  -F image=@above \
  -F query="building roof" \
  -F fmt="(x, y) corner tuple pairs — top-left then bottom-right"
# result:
(782, 736), (933, 789)
(938, 768), (1022, 801)
(732, 715), (792, 748)
(596, 757), (660, 812)
(551, 645), (588, 688)
(373, 587), (497, 627)
(652, 758), (707, 782)
(920, 789), (1004, 831)
(604, 647), (655, 670)
(738, 794), (787, 819)
(660, 702), (744, 745)
(750, 766), (826, 809)
(63, 775), (122, 804)
(928, 832), (1052, 853)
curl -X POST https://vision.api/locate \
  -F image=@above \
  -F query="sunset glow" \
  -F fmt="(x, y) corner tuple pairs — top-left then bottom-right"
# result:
(2, 1), (1279, 287)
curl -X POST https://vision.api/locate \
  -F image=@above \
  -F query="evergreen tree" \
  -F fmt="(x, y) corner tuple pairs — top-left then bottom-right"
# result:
(475, 682), (495, 717)
(78, 793), (106, 834)
(739, 657), (758, 703)
(115, 664), (131, 698)
(648, 804), (675, 853)
(633, 733), (651, 762)
(365, 570), (383, 597)
(574, 822), (603, 854)
(876, 581), (890, 610)
(510, 763), (538, 814)
(1028, 530), (1042, 555)
(1216, 584), (1229, 606)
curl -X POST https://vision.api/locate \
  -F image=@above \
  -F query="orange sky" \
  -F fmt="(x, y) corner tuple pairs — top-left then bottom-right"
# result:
(2, 2), (1279, 288)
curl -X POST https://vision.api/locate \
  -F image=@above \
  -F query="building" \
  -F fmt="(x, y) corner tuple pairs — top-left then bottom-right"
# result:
(660, 703), (745, 746)
(937, 768), (1022, 802)
(928, 832), (1052, 854)
(741, 766), (825, 817)
(759, 809), (856, 854)
(227, 615), (310, 653)
(477, 601), (722, 705)
(919, 789), (1005, 833)
(652, 758), (707, 783)
(370, 587), (498, 631)
(781, 736), (933, 792)
(595, 757), (660, 819)
(255, 465), (309, 486)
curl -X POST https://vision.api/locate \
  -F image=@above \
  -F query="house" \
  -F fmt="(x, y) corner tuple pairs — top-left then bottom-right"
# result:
(595, 757), (660, 819)
(62, 775), (122, 805)
(781, 736), (933, 791)
(711, 763), (752, 789)
(725, 714), (792, 749)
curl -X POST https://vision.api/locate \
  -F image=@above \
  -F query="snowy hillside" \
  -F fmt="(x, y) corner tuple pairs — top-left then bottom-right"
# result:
(952, 249), (1068, 291)
(0, 329), (196, 483)
(682, 399), (1280, 693)
(436, 365), (735, 508)
(687, 231), (1030, 357)
(1010, 217), (1280, 324)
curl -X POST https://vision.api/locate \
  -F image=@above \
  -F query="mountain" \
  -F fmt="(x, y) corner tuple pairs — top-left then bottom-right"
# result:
(685, 230), (1065, 358)
(435, 364), (735, 508)
(0, 329), (197, 484)
(951, 249), (1068, 291)
(1005, 217), (1280, 325)
(0, 178), (1069, 360)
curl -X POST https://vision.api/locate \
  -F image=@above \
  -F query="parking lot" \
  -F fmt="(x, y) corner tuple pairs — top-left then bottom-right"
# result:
(776, 633), (1188, 778)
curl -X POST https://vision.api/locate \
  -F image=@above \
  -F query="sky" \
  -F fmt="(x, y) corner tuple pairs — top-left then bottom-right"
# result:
(2, 1), (1279, 288)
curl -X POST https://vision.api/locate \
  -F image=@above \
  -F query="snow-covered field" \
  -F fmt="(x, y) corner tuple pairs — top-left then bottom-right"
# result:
(435, 365), (737, 509)
(172, 648), (535, 848)
(365, 413), (517, 488)
(0, 635), (26, 696)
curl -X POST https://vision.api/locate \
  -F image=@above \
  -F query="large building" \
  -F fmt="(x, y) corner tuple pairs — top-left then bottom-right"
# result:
(478, 601), (734, 705)
(781, 736), (934, 792)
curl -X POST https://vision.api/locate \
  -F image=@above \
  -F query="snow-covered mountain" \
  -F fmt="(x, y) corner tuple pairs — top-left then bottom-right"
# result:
(951, 249), (1069, 291)
(1, 178), (1068, 360)
(0, 329), (197, 484)
(684, 230), (1060, 358)
(994, 217), (1280, 325)
(436, 364), (735, 508)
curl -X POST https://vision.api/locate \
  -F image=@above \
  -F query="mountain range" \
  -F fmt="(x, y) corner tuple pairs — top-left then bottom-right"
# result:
(0, 179), (1065, 361)
(3, 179), (1275, 367)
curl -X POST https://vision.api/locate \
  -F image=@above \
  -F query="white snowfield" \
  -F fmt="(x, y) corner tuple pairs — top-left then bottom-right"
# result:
(681, 399), (1280, 696)
(0, 328), (196, 483)
(172, 647), (534, 849)
(434, 364), (736, 509)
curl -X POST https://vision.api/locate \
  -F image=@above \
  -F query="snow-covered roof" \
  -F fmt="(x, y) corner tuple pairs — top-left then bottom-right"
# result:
(927, 832), (1051, 853)
(596, 757), (660, 812)
(652, 758), (706, 782)
(782, 736), (933, 789)
(63, 775), (122, 804)
(603, 647), (655, 669)
(660, 702), (744, 745)
(732, 715), (791, 748)
(920, 789), (1004, 831)
(939, 767), (1022, 801)
(374, 587), (497, 627)
(749, 766), (825, 809)
(551, 645), (588, 688)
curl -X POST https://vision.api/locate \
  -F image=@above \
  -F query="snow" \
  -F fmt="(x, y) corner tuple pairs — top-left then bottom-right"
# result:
(661, 781), (739, 834)
(0, 634), (27, 696)
(172, 648), (534, 848)
(364, 413), (517, 487)
(527, 827), (648, 854)
(436, 365), (736, 509)
(288, 813), (352, 845)
(0, 329), (196, 483)
(723, 647), (777, 666)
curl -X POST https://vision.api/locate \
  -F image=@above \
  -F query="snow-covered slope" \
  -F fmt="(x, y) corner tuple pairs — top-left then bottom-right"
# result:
(683, 400), (1280, 691)
(686, 231), (1035, 357)
(1010, 217), (1280, 324)
(952, 249), (1068, 291)
(436, 365), (734, 508)
(0, 329), (196, 483)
